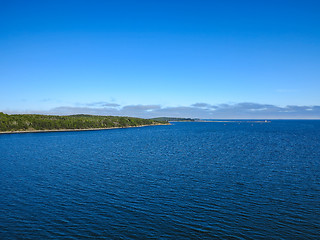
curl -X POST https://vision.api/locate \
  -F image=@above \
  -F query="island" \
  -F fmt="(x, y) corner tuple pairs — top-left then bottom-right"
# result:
(151, 117), (199, 122)
(0, 112), (169, 134)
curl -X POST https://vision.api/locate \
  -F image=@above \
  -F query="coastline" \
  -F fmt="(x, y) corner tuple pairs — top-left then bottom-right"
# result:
(196, 120), (271, 123)
(0, 123), (170, 135)
(170, 120), (270, 123)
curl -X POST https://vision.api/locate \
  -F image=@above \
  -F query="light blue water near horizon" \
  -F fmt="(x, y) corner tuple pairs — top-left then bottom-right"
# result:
(0, 121), (320, 239)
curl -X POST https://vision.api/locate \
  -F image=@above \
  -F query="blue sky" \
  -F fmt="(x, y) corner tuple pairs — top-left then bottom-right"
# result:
(1, 0), (320, 118)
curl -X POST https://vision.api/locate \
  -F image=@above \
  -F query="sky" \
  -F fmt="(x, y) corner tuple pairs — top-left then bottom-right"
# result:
(1, 0), (320, 119)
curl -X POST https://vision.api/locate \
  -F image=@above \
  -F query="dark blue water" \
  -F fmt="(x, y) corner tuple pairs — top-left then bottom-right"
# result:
(1, 121), (320, 239)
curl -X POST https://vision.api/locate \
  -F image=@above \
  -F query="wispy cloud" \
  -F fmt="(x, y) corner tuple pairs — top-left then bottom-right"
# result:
(3, 102), (320, 119)
(191, 103), (211, 108)
(84, 102), (120, 108)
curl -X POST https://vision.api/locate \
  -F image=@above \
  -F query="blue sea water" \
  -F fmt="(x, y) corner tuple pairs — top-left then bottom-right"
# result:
(0, 121), (320, 239)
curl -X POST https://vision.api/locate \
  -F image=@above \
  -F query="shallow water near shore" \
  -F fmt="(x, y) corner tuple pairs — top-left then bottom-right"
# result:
(1, 121), (320, 239)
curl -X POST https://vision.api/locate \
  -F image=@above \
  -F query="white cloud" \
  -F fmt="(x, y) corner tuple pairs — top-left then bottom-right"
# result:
(3, 102), (320, 119)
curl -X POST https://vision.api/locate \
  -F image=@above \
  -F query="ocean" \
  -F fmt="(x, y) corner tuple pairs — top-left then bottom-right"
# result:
(1, 121), (319, 239)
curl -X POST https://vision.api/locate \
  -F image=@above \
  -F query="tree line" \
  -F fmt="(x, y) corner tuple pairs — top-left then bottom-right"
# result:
(0, 112), (167, 132)
(151, 117), (197, 122)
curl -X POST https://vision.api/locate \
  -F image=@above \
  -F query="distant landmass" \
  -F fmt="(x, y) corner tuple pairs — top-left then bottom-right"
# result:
(0, 113), (168, 133)
(151, 117), (199, 122)
(151, 117), (271, 123)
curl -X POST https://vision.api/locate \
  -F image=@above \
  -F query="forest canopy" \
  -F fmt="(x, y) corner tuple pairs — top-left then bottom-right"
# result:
(0, 112), (167, 132)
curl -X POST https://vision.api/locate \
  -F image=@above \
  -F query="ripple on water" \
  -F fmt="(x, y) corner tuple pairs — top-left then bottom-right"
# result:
(0, 121), (320, 239)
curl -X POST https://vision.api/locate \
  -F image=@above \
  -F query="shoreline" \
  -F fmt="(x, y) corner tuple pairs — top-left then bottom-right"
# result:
(0, 123), (170, 135)
(197, 120), (270, 123)
(170, 120), (270, 123)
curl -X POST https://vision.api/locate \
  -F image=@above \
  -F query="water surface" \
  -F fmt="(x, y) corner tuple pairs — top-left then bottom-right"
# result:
(1, 121), (319, 239)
